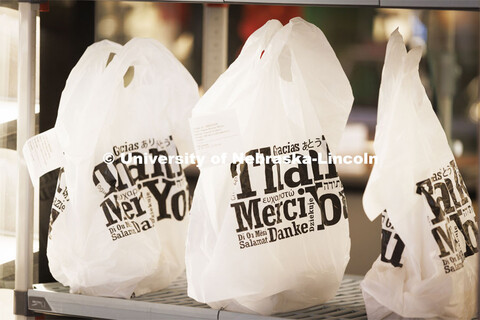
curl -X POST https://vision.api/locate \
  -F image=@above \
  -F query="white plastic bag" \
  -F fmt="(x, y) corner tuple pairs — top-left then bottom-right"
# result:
(186, 18), (353, 315)
(361, 30), (478, 319)
(46, 38), (199, 298)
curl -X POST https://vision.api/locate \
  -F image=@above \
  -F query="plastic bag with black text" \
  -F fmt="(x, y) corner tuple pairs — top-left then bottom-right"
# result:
(186, 18), (353, 315)
(361, 30), (478, 319)
(46, 38), (199, 298)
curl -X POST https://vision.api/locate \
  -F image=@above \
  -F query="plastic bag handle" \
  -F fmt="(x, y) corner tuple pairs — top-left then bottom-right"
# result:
(256, 19), (335, 147)
(104, 38), (182, 89)
(55, 40), (121, 156)
(258, 19), (295, 67)
(57, 40), (121, 118)
(247, 20), (284, 67)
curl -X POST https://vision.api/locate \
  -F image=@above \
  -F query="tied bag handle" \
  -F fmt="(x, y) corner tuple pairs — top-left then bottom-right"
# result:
(55, 40), (122, 157)
(373, 30), (423, 164)
(244, 19), (284, 69)
(56, 40), (121, 119)
(261, 18), (354, 155)
(106, 37), (197, 158)
(193, 19), (282, 116)
(362, 30), (407, 222)
(108, 37), (187, 90)
(66, 38), (165, 158)
(256, 19), (294, 69)
(286, 18), (354, 154)
(255, 18), (318, 143)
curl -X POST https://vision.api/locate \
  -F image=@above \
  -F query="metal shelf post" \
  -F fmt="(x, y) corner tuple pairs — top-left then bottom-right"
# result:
(202, 3), (229, 91)
(15, 2), (38, 319)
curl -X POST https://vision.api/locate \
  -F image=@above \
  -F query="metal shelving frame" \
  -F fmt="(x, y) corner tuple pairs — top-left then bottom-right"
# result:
(13, 0), (479, 319)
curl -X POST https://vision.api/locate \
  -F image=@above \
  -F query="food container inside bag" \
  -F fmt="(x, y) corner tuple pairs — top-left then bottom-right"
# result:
(361, 29), (478, 320)
(24, 38), (199, 299)
(186, 17), (354, 315)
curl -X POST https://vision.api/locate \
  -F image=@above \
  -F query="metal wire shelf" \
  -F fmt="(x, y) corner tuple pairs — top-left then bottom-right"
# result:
(29, 274), (366, 319)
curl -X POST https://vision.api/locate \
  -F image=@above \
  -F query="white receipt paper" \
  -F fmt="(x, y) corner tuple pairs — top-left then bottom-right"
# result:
(23, 128), (64, 186)
(189, 110), (243, 167)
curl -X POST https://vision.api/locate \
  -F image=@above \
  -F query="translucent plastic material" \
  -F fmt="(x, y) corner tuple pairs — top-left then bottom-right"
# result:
(361, 30), (478, 319)
(186, 18), (353, 315)
(47, 38), (199, 299)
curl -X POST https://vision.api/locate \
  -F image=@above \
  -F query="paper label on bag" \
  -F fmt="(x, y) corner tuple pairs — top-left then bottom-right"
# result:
(189, 111), (243, 167)
(23, 128), (65, 186)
